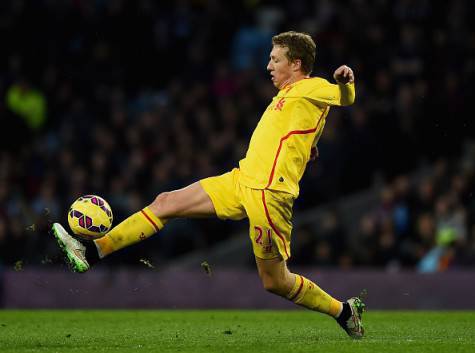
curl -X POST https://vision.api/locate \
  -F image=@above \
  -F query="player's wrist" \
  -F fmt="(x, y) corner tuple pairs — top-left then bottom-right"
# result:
(336, 80), (354, 85)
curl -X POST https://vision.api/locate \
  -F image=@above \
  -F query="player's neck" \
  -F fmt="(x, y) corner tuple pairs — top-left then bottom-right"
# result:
(280, 73), (309, 90)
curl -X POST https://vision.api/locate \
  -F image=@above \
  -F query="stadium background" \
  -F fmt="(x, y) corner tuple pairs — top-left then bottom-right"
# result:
(0, 0), (474, 308)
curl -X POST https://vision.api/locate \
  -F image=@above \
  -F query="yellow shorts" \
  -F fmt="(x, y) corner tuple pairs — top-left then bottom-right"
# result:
(200, 168), (294, 260)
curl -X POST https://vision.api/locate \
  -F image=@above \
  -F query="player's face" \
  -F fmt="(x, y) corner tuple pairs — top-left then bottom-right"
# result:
(267, 45), (294, 89)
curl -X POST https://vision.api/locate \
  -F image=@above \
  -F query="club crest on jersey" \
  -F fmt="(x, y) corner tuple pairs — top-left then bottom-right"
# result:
(274, 97), (286, 111)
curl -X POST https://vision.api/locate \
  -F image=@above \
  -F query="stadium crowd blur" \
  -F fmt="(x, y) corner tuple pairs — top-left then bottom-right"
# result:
(0, 0), (474, 270)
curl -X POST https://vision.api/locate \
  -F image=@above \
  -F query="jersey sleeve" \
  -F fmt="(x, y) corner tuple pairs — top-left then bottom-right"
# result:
(304, 78), (355, 106)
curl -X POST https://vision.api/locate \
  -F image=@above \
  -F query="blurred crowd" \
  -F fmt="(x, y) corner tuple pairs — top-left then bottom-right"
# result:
(0, 0), (474, 269)
(292, 148), (475, 271)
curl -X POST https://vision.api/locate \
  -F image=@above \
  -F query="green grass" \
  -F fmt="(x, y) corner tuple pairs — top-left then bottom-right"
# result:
(0, 310), (474, 353)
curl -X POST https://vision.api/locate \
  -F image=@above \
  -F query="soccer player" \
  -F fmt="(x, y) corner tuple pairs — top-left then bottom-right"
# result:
(52, 31), (365, 338)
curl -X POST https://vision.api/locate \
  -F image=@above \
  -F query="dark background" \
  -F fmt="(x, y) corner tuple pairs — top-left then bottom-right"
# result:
(0, 0), (474, 271)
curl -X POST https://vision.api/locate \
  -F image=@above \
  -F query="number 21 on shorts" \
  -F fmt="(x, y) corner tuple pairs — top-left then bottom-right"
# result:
(254, 226), (273, 254)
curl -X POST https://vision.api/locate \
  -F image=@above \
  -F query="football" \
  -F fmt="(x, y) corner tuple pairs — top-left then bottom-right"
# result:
(67, 195), (113, 240)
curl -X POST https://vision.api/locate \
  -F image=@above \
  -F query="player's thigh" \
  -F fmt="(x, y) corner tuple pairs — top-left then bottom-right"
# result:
(200, 168), (246, 221)
(245, 189), (294, 261)
(149, 181), (216, 219)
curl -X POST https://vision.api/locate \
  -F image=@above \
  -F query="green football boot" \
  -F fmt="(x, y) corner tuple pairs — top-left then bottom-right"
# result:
(338, 296), (366, 339)
(51, 223), (90, 273)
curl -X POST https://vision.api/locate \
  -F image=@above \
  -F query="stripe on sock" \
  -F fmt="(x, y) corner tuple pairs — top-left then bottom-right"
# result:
(289, 275), (304, 301)
(140, 209), (160, 232)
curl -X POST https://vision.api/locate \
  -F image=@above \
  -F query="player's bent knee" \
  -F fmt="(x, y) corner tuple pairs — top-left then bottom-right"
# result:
(149, 192), (173, 216)
(154, 192), (171, 207)
(261, 275), (286, 296)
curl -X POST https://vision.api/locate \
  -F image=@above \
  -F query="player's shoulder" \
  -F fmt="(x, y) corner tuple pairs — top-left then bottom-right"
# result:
(300, 77), (331, 88)
(293, 77), (332, 96)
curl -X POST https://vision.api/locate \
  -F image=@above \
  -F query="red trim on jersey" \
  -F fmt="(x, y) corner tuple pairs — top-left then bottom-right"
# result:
(140, 210), (160, 232)
(289, 275), (304, 301)
(265, 107), (328, 189)
(261, 190), (289, 259)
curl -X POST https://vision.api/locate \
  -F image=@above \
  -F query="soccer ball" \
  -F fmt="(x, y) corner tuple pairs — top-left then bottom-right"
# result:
(67, 195), (113, 240)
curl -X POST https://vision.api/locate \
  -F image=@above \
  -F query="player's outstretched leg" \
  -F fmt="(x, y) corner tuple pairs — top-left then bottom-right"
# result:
(52, 182), (216, 272)
(51, 223), (90, 273)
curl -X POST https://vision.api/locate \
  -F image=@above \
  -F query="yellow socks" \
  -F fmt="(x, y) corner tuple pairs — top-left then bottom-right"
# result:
(287, 275), (342, 317)
(94, 207), (165, 258)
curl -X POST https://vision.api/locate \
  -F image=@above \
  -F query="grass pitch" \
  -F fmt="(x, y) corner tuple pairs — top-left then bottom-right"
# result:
(0, 310), (474, 353)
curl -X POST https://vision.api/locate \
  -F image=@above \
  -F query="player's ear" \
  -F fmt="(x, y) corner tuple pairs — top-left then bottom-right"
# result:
(291, 59), (302, 72)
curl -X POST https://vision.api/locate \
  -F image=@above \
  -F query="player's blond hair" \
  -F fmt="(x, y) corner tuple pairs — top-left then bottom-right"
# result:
(272, 31), (316, 75)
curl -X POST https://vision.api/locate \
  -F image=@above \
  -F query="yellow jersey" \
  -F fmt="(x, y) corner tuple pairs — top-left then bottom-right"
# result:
(238, 77), (355, 197)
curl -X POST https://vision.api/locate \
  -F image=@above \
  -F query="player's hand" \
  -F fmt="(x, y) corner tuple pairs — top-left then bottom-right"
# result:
(333, 65), (354, 84)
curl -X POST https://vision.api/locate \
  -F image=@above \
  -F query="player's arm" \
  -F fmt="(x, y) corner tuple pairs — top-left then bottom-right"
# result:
(333, 65), (355, 106)
(305, 66), (356, 106)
